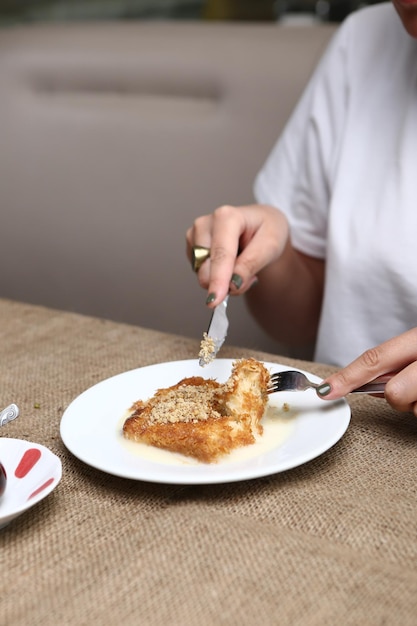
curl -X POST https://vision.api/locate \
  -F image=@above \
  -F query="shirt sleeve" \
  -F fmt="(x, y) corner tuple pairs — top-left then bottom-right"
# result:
(253, 19), (351, 259)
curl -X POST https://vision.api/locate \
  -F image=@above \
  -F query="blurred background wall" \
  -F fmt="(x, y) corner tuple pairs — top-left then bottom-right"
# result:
(0, 0), (383, 358)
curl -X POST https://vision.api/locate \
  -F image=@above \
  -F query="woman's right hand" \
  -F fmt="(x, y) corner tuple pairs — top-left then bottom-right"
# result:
(186, 203), (290, 308)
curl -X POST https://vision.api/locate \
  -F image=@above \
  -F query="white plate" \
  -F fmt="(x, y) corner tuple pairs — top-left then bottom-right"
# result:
(60, 359), (350, 484)
(0, 438), (62, 529)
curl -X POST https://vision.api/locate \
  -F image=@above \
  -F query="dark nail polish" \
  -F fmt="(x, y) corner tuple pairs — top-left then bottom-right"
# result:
(317, 383), (331, 397)
(206, 293), (216, 305)
(231, 274), (243, 290)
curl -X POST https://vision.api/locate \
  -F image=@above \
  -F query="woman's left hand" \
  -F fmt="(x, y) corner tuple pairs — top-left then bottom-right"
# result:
(318, 327), (417, 415)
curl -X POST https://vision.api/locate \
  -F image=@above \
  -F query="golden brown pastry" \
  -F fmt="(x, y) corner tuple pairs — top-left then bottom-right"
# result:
(123, 358), (270, 463)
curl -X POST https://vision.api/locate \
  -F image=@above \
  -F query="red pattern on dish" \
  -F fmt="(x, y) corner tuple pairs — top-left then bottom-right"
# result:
(15, 448), (42, 478)
(28, 477), (55, 500)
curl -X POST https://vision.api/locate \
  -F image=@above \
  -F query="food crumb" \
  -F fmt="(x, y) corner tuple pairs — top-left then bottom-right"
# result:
(282, 402), (290, 412)
(199, 332), (216, 365)
(34, 402), (40, 409)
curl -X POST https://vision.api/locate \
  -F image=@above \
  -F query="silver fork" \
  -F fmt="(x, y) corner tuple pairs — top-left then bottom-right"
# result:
(268, 370), (389, 396)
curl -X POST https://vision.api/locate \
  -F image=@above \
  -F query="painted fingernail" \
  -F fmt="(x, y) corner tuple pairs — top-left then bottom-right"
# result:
(230, 274), (243, 290)
(206, 293), (216, 305)
(317, 383), (331, 397)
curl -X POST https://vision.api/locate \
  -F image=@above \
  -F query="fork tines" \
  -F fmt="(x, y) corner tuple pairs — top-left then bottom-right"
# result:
(267, 372), (283, 394)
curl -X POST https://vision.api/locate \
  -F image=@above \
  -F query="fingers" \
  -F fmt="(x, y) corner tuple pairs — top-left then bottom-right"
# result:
(207, 205), (249, 305)
(186, 205), (248, 305)
(187, 204), (289, 307)
(186, 217), (213, 265)
(319, 327), (417, 414)
(383, 363), (417, 413)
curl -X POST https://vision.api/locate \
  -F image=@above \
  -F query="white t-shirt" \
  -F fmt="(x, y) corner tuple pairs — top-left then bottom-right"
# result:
(254, 3), (417, 366)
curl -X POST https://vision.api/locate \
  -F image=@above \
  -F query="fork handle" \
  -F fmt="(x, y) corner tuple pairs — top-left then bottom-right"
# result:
(350, 374), (393, 395)
(351, 383), (385, 394)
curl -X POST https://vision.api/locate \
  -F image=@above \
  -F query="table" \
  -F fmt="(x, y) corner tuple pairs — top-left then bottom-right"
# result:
(1, 298), (417, 625)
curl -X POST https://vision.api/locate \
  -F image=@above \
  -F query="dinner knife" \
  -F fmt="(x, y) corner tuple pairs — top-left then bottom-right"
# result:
(199, 295), (229, 367)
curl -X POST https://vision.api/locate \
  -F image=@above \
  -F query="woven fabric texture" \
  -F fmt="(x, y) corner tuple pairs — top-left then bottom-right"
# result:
(1, 299), (416, 625)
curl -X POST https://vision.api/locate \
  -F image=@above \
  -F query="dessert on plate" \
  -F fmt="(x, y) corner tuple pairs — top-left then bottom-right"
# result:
(123, 358), (270, 463)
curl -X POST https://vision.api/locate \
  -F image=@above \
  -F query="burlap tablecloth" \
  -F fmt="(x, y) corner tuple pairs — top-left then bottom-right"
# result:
(1, 298), (416, 625)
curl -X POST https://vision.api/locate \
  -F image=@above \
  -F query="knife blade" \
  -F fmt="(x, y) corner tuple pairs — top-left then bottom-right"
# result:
(198, 295), (229, 367)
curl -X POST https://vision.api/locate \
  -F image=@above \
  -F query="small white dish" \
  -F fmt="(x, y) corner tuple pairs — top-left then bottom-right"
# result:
(0, 438), (62, 529)
(60, 359), (351, 485)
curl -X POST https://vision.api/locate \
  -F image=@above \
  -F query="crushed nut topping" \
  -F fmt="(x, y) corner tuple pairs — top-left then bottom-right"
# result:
(198, 332), (216, 365)
(146, 383), (222, 424)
